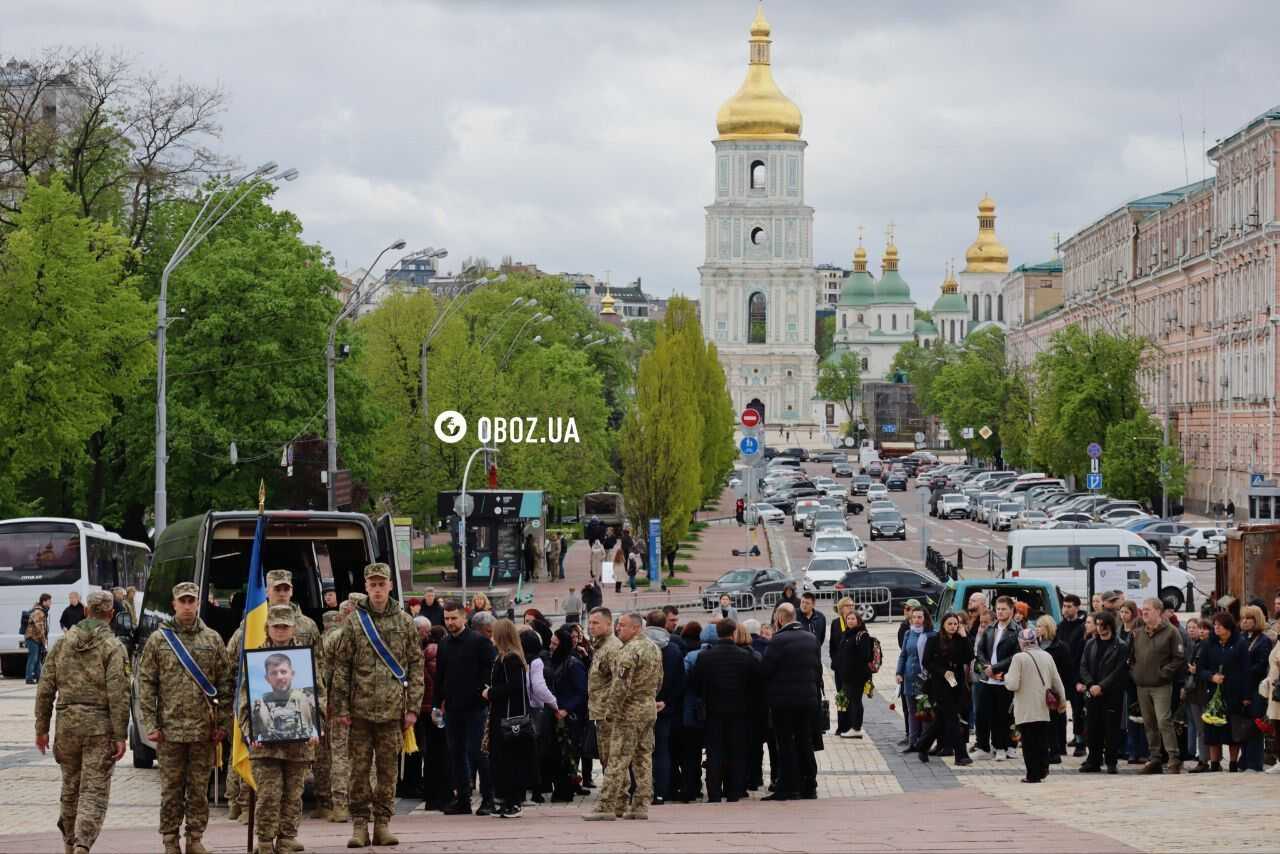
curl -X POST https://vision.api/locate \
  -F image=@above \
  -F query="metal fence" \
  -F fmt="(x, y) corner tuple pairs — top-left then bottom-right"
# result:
(759, 586), (891, 611)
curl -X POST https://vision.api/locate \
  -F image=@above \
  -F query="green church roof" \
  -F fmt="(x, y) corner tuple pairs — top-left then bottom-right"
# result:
(913, 318), (937, 335)
(837, 269), (877, 307)
(932, 291), (967, 313)
(871, 269), (911, 303)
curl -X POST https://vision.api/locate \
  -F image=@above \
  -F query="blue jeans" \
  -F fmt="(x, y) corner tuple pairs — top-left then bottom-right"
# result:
(24, 641), (44, 681)
(652, 715), (673, 799)
(445, 706), (492, 802)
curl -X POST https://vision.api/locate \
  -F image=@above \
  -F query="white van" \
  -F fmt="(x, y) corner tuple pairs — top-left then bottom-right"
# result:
(1006, 529), (1196, 610)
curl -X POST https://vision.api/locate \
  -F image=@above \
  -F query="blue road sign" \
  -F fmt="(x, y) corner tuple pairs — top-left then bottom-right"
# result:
(1087, 442), (1102, 460)
(881, 423), (897, 433)
(1086, 472), (1103, 490)
(1252, 472), (1265, 487)
(648, 517), (661, 583)
(739, 436), (760, 455)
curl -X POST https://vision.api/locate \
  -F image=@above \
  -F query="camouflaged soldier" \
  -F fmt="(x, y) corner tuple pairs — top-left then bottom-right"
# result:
(309, 609), (342, 821)
(586, 607), (623, 768)
(332, 564), (423, 848)
(240, 605), (326, 854)
(324, 596), (363, 823)
(136, 582), (232, 854)
(585, 612), (662, 821)
(34, 590), (129, 854)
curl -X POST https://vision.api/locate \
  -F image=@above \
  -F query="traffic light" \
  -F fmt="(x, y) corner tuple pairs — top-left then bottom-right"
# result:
(735, 497), (745, 524)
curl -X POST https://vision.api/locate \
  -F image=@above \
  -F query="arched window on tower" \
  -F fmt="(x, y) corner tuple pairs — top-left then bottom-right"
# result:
(924, 338), (931, 349)
(748, 291), (767, 343)
(860, 357), (869, 371)
(997, 294), (1004, 322)
(971, 294), (979, 322)
(892, 314), (897, 331)
(984, 294), (992, 322)
(877, 315), (882, 330)
(841, 313), (847, 329)
(750, 160), (767, 190)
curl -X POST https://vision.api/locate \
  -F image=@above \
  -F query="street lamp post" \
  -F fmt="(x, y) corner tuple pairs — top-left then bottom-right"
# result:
(501, 313), (554, 368)
(416, 266), (502, 419)
(154, 161), (298, 535)
(480, 298), (537, 351)
(459, 445), (499, 600)
(326, 239), (407, 511)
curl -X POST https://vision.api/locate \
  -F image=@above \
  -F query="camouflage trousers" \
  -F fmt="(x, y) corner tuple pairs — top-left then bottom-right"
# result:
(158, 740), (214, 836)
(227, 760), (249, 806)
(313, 726), (332, 809)
(595, 720), (613, 769)
(329, 716), (350, 811)
(596, 722), (654, 817)
(250, 757), (308, 844)
(53, 731), (117, 850)
(348, 718), (402, 823)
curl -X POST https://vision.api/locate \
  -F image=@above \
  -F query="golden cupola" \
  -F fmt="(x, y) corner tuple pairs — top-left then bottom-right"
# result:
(963, 194), (1010, 273)
(715, 5), (802, 141)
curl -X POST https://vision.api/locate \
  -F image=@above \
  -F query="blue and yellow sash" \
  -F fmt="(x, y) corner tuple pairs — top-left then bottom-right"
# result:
(160, 627), (219, 702)
(354, 608), (407, 687)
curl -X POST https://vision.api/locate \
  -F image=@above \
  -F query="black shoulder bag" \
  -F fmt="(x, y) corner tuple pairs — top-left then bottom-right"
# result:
(498, 656), (535, 745)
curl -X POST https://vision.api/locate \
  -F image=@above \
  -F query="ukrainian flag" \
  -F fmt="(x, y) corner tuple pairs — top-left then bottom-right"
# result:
(231, 511), (268, 790)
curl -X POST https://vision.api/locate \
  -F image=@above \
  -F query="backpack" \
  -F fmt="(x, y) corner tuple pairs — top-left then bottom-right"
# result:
(18, 609), (30, 637)
(868, 636), (883, 674)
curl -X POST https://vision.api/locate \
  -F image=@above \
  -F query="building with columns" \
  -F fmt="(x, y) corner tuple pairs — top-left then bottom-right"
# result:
(699, 6), (818, 425)
(1005, 105), (1280, 512)
(957, 195), (1012, 329)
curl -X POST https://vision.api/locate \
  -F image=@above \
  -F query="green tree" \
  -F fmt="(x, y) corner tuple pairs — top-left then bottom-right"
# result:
(620, 325), (701, 550)
(1000, 369), (1035, 470)
(815, 314), (835, 361)
(889, 339), (954, 416)
(1100, 410), (1187, 506)
(1031, 327), (1143, 479)
(816, 351), (863, 424)
(0, 177), (151, 515)
(930, 327), (1009, 462)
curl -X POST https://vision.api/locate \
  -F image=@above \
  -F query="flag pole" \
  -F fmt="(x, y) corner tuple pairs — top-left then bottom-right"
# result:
(245, 479), (265, 851)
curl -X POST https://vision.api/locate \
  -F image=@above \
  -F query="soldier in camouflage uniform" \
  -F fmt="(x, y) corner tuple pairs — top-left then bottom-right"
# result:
(586, 607), (623, 770)
(239, 605), (326, 854)
(34, 590), (129, 854)
(309, 609), (341, 820)
(324, 598), (361, 823)
(584, 612), (662, 821)
(332, 565), (423, 848)
(226, 568), (321, 821)
(136, 582), (232, 854)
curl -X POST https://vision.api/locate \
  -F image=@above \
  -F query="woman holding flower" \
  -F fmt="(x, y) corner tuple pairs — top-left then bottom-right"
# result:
(1193, 611), (1250, 772)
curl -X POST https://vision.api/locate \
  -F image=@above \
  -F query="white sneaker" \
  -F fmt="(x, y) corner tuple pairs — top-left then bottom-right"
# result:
(837, 730), (856, 739)
(851, 729), (863, 739)
(994, 751), (1007, 762)
(1267, 763), (1280, 774)
(977, 750), (996, 761)
(1004, 749), (1017, 760)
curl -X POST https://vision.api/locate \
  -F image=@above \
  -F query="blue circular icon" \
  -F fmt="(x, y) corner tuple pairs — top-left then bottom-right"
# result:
(739, 436), (759, 455)
(1086, 442), (1102, 459)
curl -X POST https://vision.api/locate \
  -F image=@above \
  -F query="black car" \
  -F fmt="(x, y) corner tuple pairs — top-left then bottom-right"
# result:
(701, 567), (794, 610)
(832, 462), (854, 477)
(851, 475), (872, 495)
(783, 447), (809, 462)
(770, 488), (823, 513)
(886, 473), (908, 491)
(868, 509), (907, 541)
(832, 567), (943, 621)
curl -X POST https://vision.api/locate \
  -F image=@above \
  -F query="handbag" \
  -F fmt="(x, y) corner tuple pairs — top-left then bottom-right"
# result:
(1230, 712), (1257, 744)
(497, 658), (535, 745)
(1029, 652), (1060, 712)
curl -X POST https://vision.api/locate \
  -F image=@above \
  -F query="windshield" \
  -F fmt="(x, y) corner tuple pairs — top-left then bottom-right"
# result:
(815, 512), (844, 523)
(1024, 511), (1047, 518)
(808, 558), (850, 573)
(815, 537), (858, 553)
(870, 512), (900, 523)
(999, 503), (1021, 512)
(0, 522), (83, 586)
(717, 570), (754, 585)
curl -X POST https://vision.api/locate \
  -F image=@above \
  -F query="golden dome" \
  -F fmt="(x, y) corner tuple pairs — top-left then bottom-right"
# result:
(599, 290), (617, 316)
(964, 193), (1010, 273)
(715, 5), (802, 141)
(852, 244), (867, 271)
(941, 262), (959, 294)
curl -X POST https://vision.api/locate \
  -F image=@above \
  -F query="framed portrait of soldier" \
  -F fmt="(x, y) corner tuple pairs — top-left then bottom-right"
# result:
(245, 646), (320, 744)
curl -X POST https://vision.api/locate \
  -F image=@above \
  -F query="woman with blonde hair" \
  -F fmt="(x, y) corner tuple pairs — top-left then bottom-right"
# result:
(1035, 615), (1073, 763)
(829, 598), (855, 735)
(1238, 604), (1273, 771)
(485, 618), (536, 817)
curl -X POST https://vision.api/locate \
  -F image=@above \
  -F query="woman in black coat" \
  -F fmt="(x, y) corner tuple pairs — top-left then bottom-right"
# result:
(486, 618), (539, 818)
(1195, 611), (1250, 772)
(546, 625), (588, 802)
(1036, 615), (1074, 763)
(835, 611), (875, 738)
(915, 612), (974, 765)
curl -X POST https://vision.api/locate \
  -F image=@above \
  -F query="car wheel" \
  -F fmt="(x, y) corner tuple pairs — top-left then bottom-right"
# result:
(1196, 547), (1207, 560)
(855, 602), (877, 623)
(1159, 587), (1184, 612)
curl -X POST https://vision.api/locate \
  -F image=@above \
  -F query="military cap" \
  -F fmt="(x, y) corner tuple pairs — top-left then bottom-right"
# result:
(363, 562), (392, 581)
(322, 610), (340, 628)
(266, 569), (293, 588)
(173, 581), (200, 600)
(86, 590), (114, 611)
(267, 604), (295, 627)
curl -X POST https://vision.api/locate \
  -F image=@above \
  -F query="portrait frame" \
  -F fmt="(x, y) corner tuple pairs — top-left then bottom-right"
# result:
(244, 645), (320, 744)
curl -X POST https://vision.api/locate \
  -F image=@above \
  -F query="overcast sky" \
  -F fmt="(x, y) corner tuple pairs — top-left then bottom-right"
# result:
(9, 0), (1280, 306)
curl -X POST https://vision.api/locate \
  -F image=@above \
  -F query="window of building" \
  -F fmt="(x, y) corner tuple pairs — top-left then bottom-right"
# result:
(971, 295), (979, 322)
(891, 314), (897, 331)
(748, 292), (767, 343)
(860, 357), (869, 371)
(984, 294), (992, 322)
(841, 314), (847, 329)
(750, 226), (766, 246)
(997, 294), (1004, 322)
(877, 315), (882, 330)
(750, 160), (767, 190)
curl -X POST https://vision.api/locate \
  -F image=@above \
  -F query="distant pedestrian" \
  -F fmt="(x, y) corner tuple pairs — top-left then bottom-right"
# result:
(59, 592), (86, 631)
(24, 599), (49, 683)
(562, 587), (584, 624)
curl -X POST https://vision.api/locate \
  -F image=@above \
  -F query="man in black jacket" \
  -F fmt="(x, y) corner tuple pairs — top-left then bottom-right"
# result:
(974, 596), (1021, 760)
(1056, 594), (1088, 756)
(760, 604), (821, 800)
(797, 593), (827, 647)
(437, 601), (498, 815)
(58, 592), (85, 631)
(1077, 610), (1129, 773)
(689, 619), (757, 802)
(646, 611), (685, 805)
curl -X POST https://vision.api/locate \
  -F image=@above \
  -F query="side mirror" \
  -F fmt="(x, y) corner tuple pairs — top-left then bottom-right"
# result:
(806, 547), (812, 552)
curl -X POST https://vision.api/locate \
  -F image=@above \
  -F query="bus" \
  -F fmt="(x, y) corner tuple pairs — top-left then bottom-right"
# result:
(0, 517), (150, 678)
(579, 492), (626, 529)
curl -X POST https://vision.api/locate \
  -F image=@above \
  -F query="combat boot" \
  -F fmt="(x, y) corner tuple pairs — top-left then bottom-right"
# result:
(227, 801), (242, 820)
(64, 845), (74, 854)
(255, 843), (274, 854)
(73, 847), (89, 854)
(162, 834), (181, 854)
(277, 838), (306, 852)
(329, 805), (350, 823)
(371, 822), (399, 846)
(237, 809), (250, 825)
(186, 833), (211, 854)
(311, 805), (333, 821)
(347, 823), (369, 848)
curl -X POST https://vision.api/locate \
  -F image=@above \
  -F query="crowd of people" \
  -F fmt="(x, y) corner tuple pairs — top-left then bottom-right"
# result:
(29, 560), (1280, 852)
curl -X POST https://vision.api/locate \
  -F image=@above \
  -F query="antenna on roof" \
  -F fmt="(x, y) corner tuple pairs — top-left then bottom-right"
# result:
(1179, 110), (1189, 187)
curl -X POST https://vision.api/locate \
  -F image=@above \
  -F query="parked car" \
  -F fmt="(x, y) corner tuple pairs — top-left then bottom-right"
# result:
(783, 447), (809, 462)
(1012, 510), (1050, 530)
(1168, 526), (1227, 559)
(1136, 521), (1192, 552)
(1099, 506), (1151, 525)
(939, 493), (970, 520)
(974, 493), (1002, 523)
(746, 503), (786, 525)
(868, 509), (907, 541)
(990, 502), (1022, 531)
(832, 567), (943, 622)
(886, 473), (908, 491)
(811, 450), (844, 463)
(701, 567), (796, 610)
(932, 578), (1063, 627)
